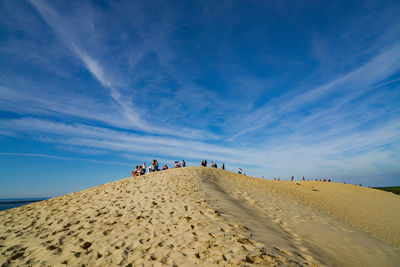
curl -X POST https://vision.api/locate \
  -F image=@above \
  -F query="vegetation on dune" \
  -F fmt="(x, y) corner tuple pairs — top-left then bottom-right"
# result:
(374, 186), (400, 195)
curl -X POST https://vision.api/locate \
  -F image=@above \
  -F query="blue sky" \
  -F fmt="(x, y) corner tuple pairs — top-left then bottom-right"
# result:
(1, 0), (400, 197)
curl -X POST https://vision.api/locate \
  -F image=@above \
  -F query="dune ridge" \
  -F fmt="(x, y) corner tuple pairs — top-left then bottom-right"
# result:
(1, 167), (399, 266)
(205, 168), (400, 247)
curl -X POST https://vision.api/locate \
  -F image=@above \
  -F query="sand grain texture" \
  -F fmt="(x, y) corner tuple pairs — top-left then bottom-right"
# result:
(1, 167), (399, 266)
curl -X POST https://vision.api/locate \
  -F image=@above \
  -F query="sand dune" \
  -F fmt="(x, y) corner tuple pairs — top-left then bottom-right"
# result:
(1, 167), (399, 266)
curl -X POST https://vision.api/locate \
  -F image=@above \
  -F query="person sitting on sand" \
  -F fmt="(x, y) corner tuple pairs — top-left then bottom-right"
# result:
(222, 163), (225, 170)
(291, 176), (294, 181)
(238, 168), (242, 174)
(214, 163), (218, 168)
(182, 160), (186, 167)
(211, 161), (214, 167)
(140, 166), (145, 175)
(174, 161), (181, 168)
(152, 159), (160, 171)
(142, 162), (146, 174)
(163, 164), (168, 170)
(131, 166), (140, 176)
(149, 164), (155, 173)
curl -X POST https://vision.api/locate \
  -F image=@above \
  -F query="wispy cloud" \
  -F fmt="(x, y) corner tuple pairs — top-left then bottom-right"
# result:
(1, 115), (399, 183)
(27, 0), (141, 125)
(0, 117), (256, 165)
(2, 0), (257, 140)
(0, 152), (132, 166)
(228, 44), (400, 141)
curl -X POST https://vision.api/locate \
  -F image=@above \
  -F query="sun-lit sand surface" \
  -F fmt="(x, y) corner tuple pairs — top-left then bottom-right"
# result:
(1, 167), (399, 266)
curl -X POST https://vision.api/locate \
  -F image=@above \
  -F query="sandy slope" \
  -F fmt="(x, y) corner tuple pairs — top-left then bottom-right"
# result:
(0, 167), (399, 266)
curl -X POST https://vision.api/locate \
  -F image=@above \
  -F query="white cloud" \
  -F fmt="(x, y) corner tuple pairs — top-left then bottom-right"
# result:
(1, 115), (399, 184)
(27, 0), (141, 124)
(0, 152), (131, 166)
(228, 44), (400, 141)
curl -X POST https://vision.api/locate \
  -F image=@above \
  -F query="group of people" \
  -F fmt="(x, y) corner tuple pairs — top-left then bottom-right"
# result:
(148, 159), (159, 172)
(317, 178), (331, 182)
(132, 158), (249, 177)
(174, 160), (186, 168)
(272, 176), (332, 182)
(131, 162), (146, 176)
(131, 159), (187, 176)
(201, 160), (225, 170)
(133, 159), (337, 184)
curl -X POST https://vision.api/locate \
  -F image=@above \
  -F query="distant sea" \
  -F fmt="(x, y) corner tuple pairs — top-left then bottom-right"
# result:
(0, 198), (48, 211)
